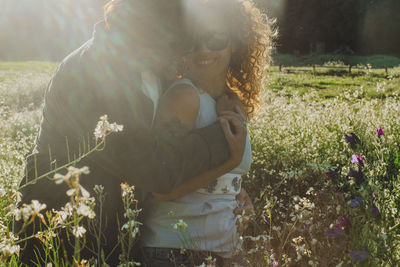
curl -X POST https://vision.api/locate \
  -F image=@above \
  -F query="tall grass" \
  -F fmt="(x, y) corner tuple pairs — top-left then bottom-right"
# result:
(1, 61), (400, 266)
(244, 90), (400, 265)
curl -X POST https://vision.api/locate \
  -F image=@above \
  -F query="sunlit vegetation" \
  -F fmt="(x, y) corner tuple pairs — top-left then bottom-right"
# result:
(267, 64), (400, 99)
(1, 60), (400, 265)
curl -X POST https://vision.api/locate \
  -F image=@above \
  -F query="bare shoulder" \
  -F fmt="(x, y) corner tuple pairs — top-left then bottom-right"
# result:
(162, 83), (200, 108)
(156, 82), (200, 128)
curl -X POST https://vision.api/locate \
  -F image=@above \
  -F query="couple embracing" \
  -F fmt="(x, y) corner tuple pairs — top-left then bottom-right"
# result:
(18, 0), (272, 266)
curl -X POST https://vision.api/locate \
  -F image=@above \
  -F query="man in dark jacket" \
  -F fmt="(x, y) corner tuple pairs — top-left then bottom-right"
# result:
(16, 0), (248, 265)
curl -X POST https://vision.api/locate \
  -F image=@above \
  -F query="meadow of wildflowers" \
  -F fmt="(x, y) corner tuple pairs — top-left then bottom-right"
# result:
(244, 80), (400, 265)
(1, 62), (400, 266)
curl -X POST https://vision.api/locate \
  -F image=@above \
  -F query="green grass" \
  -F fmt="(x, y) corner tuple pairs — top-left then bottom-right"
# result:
(0, 61), (57, 73)
(273, 53), (400, 68)
(267, 65), (400, 99)
(0, 61), (57, 111)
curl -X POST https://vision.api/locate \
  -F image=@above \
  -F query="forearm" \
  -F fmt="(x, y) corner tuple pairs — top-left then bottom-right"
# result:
(65, 121), (228, 195)
(153, 159), (235, 201)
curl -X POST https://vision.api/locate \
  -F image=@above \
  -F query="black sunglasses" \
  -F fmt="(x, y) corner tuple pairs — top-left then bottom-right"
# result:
(179, 31), (231, 53)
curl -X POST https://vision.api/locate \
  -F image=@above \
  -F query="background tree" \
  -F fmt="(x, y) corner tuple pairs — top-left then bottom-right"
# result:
(0, 0), (399, 60)
(256, 0), (400, 56)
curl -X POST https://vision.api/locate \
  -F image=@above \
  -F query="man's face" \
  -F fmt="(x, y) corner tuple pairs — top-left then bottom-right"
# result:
(107, 0), (183, 72)
(135, 0), (184, 72)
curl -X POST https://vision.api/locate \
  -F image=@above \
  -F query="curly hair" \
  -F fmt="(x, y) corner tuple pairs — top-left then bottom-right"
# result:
(182, 0), (274, 116)
(233, 1), (273, 116)
(217, 0), (274, 117)
(104, 0), (274, 116)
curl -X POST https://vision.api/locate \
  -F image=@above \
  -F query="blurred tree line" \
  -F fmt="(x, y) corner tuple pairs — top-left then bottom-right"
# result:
(0, 0), (399, 61)
(0, 0), (107, 61)
(257, 0), (400, 56)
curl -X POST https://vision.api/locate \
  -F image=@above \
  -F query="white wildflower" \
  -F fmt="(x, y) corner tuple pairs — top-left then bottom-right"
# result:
(51, 203), (73, 227)
(76, 203), (95, 219)
(35, 230), (56, 245)
(196, 255), (217, 267)
(72, 225), (86, 238)
(0, 225), (20, 258)
(11, 191), (22, 203)
(0, 188), (5, 198)
(94, 114), (123, 140)
(20, 204), (33, 222)
(54, 166), (89, 185)
(292, 236), (303, 245)
(0, 243), (20, 258)
(121, 182), (135, 199)
(13, 200), (46, 222)
(93, 184), (104, 194)
(31, 200), (46, 215)
(173, 219), (188, 232)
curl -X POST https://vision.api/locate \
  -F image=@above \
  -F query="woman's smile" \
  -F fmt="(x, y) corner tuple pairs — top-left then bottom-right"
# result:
(195, 56), (217, 66)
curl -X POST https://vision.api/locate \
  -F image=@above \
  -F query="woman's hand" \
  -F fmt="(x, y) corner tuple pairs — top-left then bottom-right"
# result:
(216, 91), (245, 116)
(217, 91), (247, 167)
(218, 112), (247, 168)
(234, 188), (254, 235)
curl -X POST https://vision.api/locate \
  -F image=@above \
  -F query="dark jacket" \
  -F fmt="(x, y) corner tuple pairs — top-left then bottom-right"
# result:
(18, 21), (229, 264)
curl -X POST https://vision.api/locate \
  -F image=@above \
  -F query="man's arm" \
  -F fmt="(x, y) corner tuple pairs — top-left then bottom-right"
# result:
(151, 83), (247, 200)
(153, 115), (247, 200)
(23, 48), (233, 199)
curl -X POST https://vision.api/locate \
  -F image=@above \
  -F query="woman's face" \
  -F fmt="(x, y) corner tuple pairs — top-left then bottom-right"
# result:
(184, 16), (233, 84)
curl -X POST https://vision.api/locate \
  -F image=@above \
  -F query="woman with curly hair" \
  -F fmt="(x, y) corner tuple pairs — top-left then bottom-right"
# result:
(141, 0), (272, 266)
(17, 0), (253, 265)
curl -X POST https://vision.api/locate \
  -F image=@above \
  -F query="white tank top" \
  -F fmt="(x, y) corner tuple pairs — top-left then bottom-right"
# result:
(177, 78), (252, 195)
(141, 78), (252, 257)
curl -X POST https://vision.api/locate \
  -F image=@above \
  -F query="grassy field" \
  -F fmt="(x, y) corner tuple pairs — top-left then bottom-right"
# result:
(268, 65), (400, 99)
(1, 60), (400, 266)
(273, 53), (400, 68)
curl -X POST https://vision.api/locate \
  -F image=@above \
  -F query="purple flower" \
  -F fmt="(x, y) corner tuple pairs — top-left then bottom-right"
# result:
(376, 127), (384, 138)
(350, 196), (363, 208)
(344, 133), (361, 146)
(325, 169), (338, 179)
(273, 261), (278, 267)
(371, 203), (380, 217)
(325, 227), (343, 237)
(348, 168), (365, 185)
(357, 154), (363, 163)
(350, 199), (360, 208)
(349, 249), (368, 261)
(351, 154), (364, 166)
